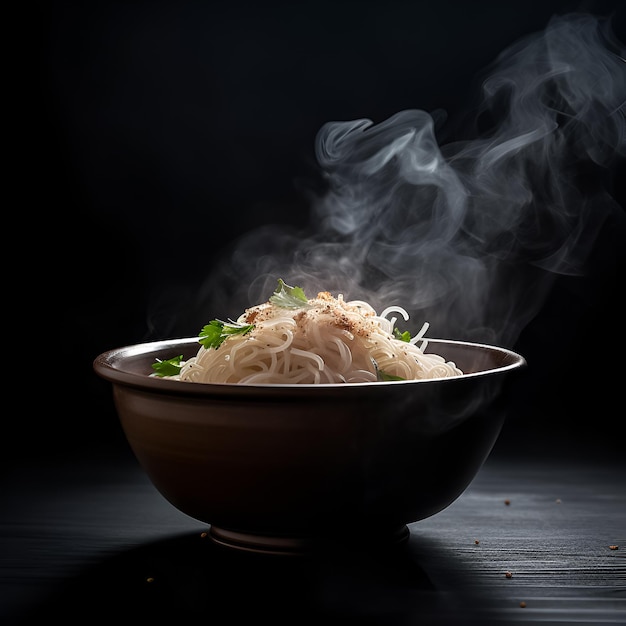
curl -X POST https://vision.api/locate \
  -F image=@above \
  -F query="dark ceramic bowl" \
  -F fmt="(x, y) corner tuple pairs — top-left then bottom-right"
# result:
(94, 337), (525, 555)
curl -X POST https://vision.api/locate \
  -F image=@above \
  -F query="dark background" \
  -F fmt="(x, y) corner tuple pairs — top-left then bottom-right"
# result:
(23, 0), (625, 470)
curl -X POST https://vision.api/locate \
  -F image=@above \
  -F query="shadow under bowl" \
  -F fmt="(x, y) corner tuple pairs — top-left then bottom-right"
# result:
(94, 338), (525, 555)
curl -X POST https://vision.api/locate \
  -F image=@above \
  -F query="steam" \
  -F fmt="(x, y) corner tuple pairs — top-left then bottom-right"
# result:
(160, 13), (625, 347)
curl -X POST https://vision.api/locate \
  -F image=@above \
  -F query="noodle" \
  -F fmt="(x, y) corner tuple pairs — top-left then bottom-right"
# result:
(160, 287), (463, 384)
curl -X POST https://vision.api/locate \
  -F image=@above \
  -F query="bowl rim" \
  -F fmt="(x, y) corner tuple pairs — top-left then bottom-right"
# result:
(93, 336), (526, 396)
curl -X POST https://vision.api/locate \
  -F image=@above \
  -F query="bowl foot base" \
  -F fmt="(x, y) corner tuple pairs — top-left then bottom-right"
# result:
(208, 524), (410, 556)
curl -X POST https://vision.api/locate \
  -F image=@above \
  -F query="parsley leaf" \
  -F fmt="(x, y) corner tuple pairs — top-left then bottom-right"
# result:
(371, 357), (406, 381)
(393, 328), (411, 342)
(152, 354), (184, 377)
(198, 319), (254, 350)
(377, 369), (406, 381)
(269, 279), (310, 309)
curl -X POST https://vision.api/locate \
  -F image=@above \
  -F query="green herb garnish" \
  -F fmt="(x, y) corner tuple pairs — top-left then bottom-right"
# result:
(199, 319), (255, 350)
(269, 279), (310, 309)
(393, 327), (411, 343)
(377, 370), (406, 382)
(152, 354), (184, 377)
(371, 357), (406, 381)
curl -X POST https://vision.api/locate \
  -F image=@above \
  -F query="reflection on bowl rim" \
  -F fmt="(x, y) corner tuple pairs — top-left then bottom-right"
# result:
(94, 336), (527, 394)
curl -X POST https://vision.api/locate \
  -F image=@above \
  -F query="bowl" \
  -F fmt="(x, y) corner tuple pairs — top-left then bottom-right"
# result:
(93, 337), (525, 555)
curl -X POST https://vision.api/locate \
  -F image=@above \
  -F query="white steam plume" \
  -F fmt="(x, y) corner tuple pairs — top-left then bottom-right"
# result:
(158, 13), (625, 348)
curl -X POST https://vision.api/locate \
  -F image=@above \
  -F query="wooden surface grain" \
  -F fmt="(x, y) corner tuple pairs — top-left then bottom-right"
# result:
(1, 447), (624, 625)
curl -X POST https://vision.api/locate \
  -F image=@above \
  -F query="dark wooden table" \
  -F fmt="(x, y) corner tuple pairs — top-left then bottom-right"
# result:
(2, 443), (624, 625)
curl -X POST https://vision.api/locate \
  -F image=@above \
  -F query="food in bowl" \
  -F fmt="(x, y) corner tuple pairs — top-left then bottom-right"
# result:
(151, 279), (463, 384)
(93, 281), (526, 555)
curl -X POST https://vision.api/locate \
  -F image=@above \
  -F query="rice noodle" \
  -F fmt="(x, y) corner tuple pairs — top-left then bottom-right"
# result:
(168, 289), (463, 384)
